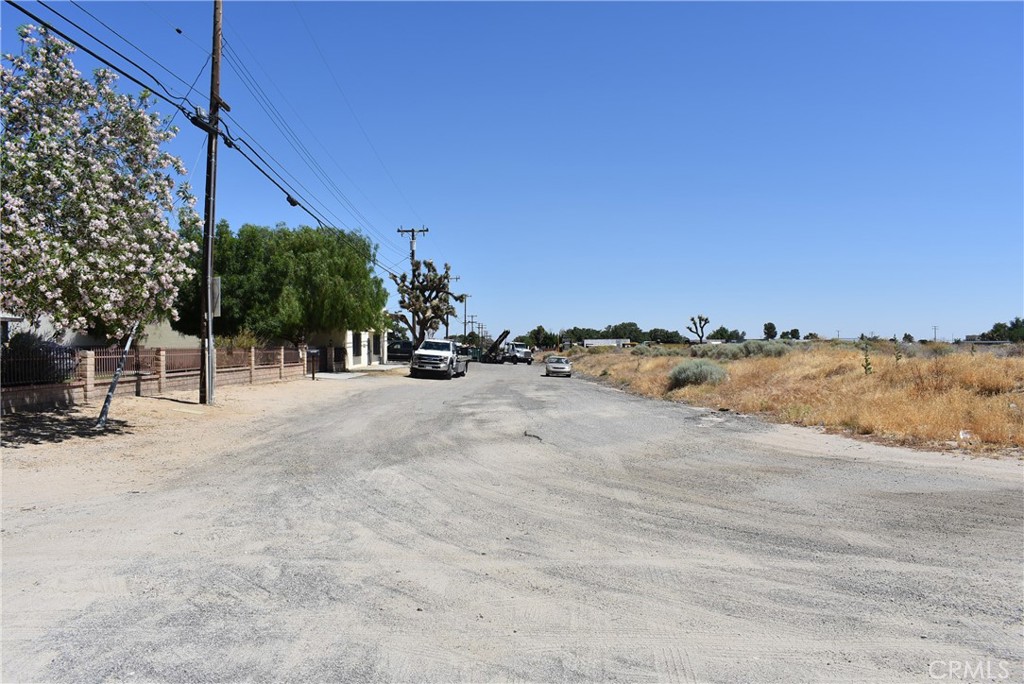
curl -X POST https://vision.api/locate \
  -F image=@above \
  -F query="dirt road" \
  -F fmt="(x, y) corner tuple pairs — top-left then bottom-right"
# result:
(3, 364), (1021, 682)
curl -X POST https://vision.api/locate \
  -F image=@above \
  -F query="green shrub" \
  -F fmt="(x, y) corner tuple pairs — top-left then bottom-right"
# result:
(691, 344), (744, 360)
(631, 345), (688, 357)
(668, 359), (727, 389)
(739, 340), (790, 358)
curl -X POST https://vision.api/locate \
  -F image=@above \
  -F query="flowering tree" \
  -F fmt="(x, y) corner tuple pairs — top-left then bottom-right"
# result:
(1, 26), (199, 340)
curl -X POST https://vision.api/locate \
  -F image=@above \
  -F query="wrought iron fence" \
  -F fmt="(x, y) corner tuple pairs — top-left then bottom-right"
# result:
(2, 345), (301, 390)
(0, 345), (80, 386)
(165, 348), (202, 374)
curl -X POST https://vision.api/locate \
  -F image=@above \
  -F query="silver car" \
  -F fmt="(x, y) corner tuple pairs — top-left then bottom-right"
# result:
(544, 355), (572, 378)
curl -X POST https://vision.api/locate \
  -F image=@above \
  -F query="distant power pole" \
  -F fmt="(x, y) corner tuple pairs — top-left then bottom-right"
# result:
(397, 225), (428, 341)
(933, 325), (939, 342)
(462, 295), (472, 339)
(466, 314), (477, 341)
(445, 275), (460, 338)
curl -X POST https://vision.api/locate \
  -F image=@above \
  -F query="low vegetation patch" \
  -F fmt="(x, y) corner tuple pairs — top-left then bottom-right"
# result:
(668, 359), (727, 389)
(568, 344), (1024, 455)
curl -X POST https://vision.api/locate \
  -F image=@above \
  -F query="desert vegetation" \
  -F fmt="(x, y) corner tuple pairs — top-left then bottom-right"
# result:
(565, 341), (1024, 455)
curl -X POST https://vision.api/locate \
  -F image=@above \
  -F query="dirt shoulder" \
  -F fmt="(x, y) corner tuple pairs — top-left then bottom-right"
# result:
(1, 373), (400, 509)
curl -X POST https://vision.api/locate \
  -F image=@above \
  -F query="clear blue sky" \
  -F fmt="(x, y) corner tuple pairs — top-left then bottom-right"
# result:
(3, 1), (1022, 342)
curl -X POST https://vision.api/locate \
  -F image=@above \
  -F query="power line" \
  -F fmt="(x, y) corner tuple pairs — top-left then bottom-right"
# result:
(35, 0), (198, 111)
(67, 0), (206, 102)
(219, 38), (405, 258)
(220, 30), (406, 254)
(291, 2), (426, 227)
(3, 0), (405, 280)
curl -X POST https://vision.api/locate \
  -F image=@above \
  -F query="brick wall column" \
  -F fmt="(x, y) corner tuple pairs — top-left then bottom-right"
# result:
(157, 349), (166, 394)
(249, 347), (256, 384)
(279, 346), (285, 379)
(82, 350), (95, 401)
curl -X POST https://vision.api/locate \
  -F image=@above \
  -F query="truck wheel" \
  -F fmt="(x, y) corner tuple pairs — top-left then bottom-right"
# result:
(446, 364), (454, 380)
(527, 360), (533, 365)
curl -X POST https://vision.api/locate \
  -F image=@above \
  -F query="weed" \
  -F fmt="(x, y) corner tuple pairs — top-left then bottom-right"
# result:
(668, 359), (727, 389)
(569, 345), (1024, 452)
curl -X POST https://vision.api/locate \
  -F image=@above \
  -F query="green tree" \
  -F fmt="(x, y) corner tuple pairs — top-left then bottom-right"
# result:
(522, 325), (558, 349)
(763, 322), (777, 340)
(603, 321), (644, 342)
(707, 326), (730, 341)
(563, 326), (601, 345)
(709, 326), (745, 342)
(173, 223), (386, 344)
(647, 328), (683, 344)
(902, 333), (915, 343)
(980, 317), (1024, 342)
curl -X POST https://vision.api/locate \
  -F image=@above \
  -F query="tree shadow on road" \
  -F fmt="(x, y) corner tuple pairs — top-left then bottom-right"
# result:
(1, 406), (130, 448)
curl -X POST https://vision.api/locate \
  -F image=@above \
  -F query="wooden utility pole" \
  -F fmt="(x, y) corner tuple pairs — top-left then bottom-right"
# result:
(444, 275), (460, 338)
(199, 0), (225, 404)
(462, 294), (472, 339)
(397, 225), (428, 342)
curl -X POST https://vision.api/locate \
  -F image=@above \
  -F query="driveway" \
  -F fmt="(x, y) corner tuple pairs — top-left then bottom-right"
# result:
(2, 363), (1021, 682)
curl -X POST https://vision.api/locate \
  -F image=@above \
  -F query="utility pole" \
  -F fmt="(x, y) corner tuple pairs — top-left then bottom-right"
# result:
(933, 325), (939, 342)
(397, 225), (428, 342)
(445, 275), (460, 338)
(462, 295), (472, 339)
(199, 0), (227, 405)
(466, 314), (477, 343)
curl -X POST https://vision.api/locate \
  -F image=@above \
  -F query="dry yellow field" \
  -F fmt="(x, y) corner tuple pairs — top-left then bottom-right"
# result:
(566, 344), (1024, 455)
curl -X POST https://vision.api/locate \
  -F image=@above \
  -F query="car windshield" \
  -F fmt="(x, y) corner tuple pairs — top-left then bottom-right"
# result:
(420, 341), (449, 351)
(548, 357), (568, 364)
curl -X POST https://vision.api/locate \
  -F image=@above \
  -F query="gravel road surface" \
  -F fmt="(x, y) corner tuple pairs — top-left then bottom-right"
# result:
(3, 362), (1022, 682)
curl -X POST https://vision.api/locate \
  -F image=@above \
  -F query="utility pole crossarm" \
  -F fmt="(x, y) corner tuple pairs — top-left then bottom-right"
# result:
(397, 226), (429, 343)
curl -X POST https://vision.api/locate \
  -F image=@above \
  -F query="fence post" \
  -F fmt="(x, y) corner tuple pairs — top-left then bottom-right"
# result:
(249, 346), (255, 384)
(279, 346), (285, 379)
(82, 350), (95, 401)
(157, 349), (166, 394)
(134, 345), (142, 396)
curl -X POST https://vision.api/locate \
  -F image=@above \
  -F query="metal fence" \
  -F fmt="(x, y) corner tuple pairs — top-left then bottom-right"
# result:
(0, 345), (81, 386)
(165, 348), (202, 374)
(1, 345), (299, 388)
(93, 347), (160, 378)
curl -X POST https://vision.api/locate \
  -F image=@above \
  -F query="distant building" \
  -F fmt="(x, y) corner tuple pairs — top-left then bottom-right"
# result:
(583, 338), (631, 348)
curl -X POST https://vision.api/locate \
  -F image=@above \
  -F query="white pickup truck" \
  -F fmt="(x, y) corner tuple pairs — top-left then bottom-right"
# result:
(410, 339), (469, 379)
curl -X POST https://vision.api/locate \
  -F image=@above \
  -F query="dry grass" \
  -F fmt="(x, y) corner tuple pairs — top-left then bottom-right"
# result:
(566, 346), (1024, 455)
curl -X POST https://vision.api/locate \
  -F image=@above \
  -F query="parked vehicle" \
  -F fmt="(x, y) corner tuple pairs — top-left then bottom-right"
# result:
(410, 339), (469, 379)
(1, 333), (79, 386)
(544, 355), (572, 378)
(387, 339), (413, 361)
(504, 342), (533, 365)
(481, 330), (510, 364)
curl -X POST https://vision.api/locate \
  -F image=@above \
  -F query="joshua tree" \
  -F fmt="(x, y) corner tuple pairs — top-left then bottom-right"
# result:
(687, 315), (709, 344)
